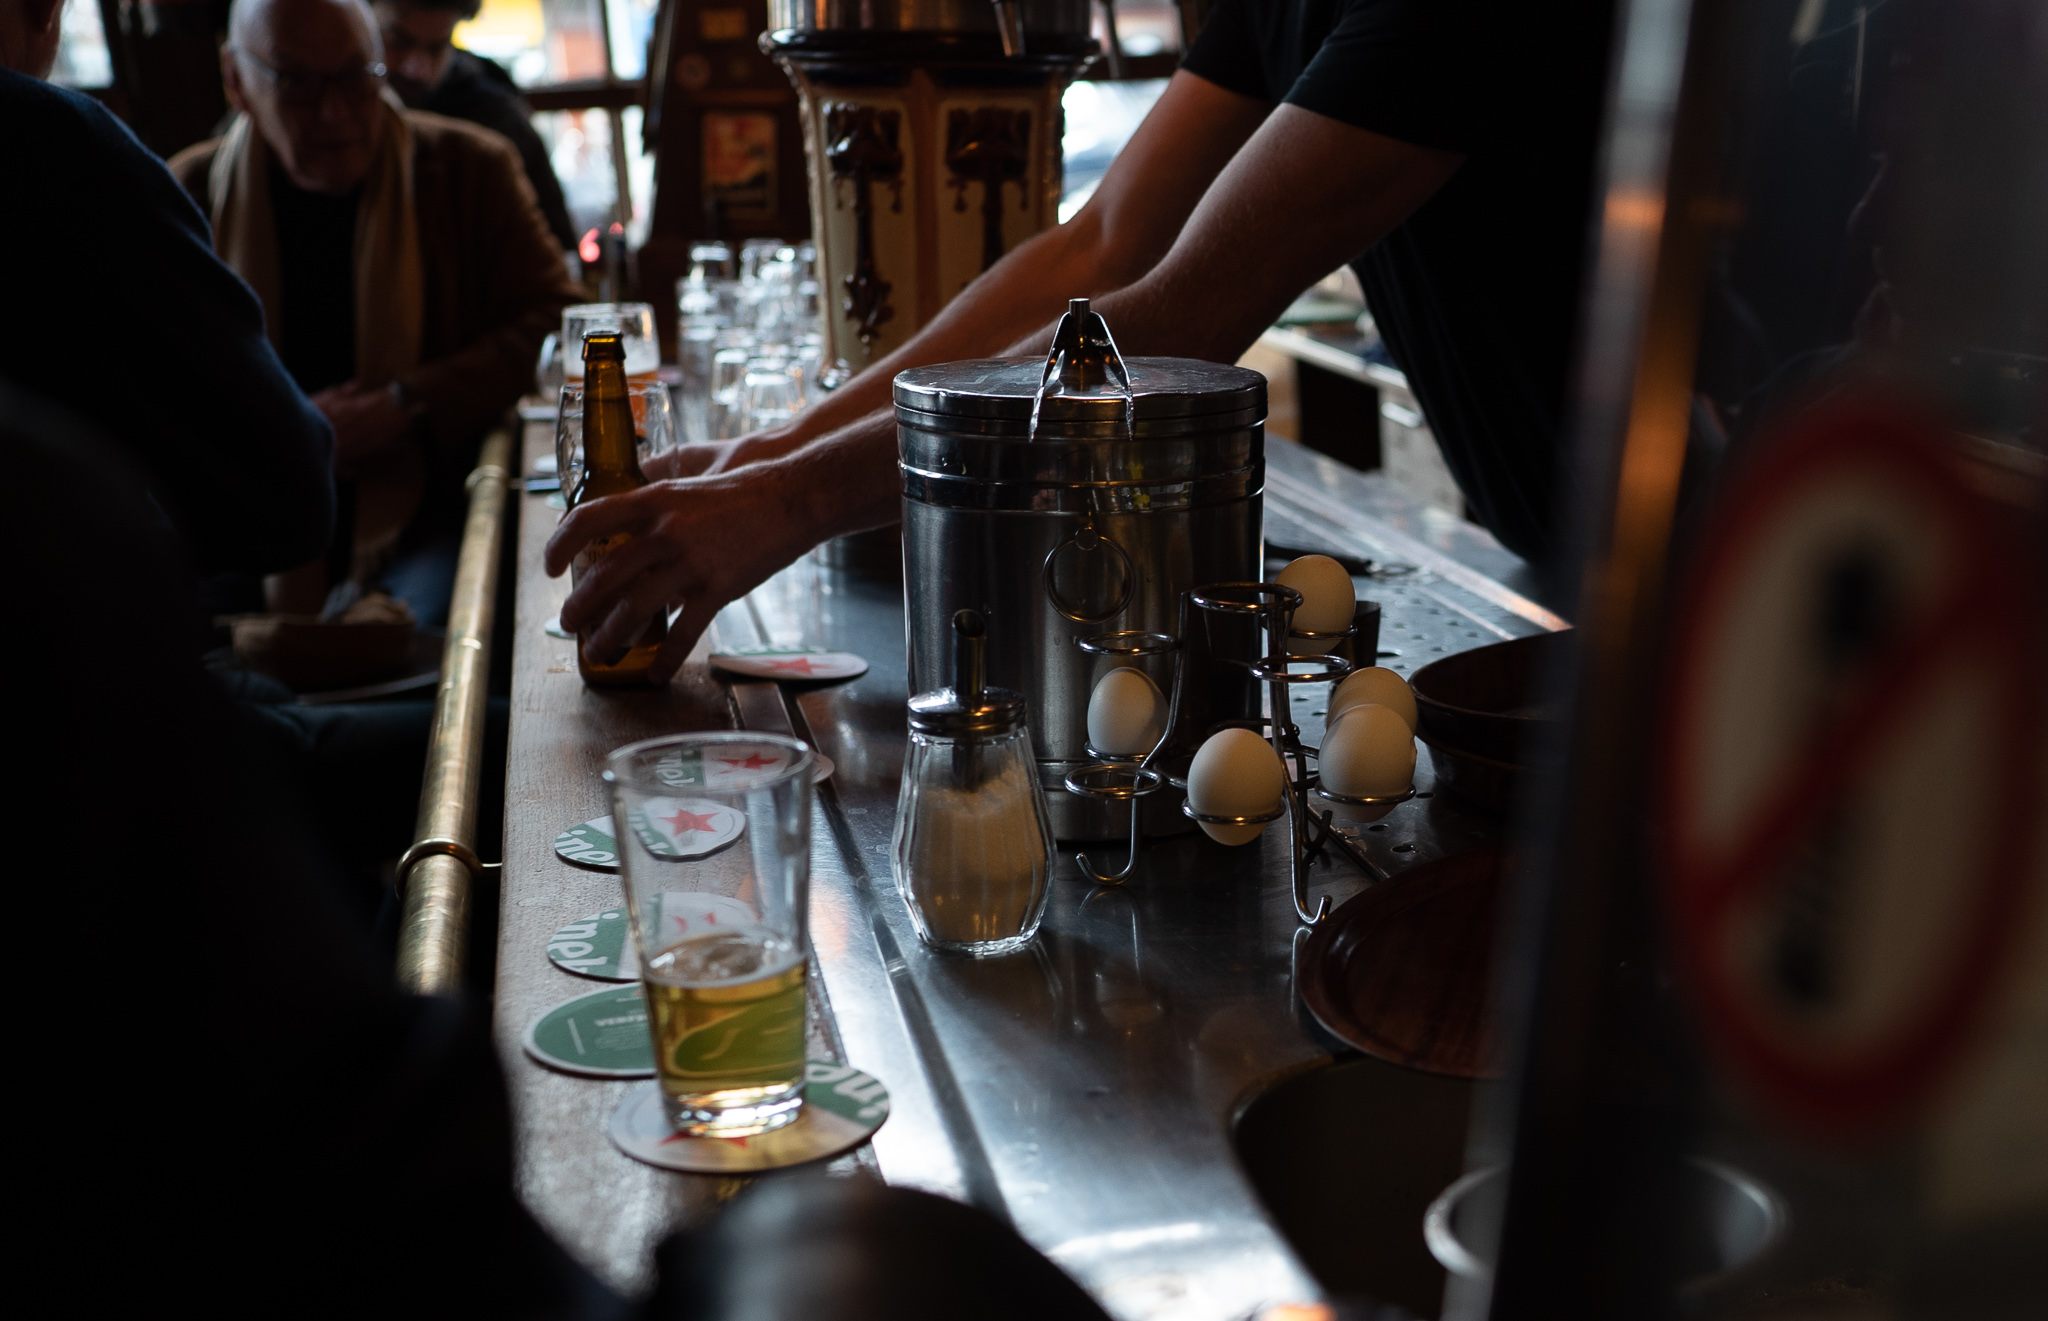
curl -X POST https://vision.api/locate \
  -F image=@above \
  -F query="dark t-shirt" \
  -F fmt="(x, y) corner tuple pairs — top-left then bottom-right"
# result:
(420, 51), (578, 251)
(1182, 0), (1614, 565)
(270, 166), (358, 394)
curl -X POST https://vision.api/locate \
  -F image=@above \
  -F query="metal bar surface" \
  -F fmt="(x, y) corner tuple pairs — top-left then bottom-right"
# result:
(397, 426), (511, 994)
(497, 426), (1562, 1311)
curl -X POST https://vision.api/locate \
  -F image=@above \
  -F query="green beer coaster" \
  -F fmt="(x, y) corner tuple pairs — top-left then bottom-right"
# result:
(656, 745), (833, 787)
(632, 797), (746, 858)
(547, 893), (760, 981)
(656, 739), (807, 790)
(546, 908), (634, 980)
(608, 1060), (891, 1173)
(556, 800), (745, 868)
(554, 817), (623, 870)
(522, 984), (655, 1078)
(708, 647), (869, 683)
(544, 615), (572, 639)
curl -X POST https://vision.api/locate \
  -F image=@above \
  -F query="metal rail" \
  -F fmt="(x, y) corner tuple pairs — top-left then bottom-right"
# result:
(396, 427), (512, 994)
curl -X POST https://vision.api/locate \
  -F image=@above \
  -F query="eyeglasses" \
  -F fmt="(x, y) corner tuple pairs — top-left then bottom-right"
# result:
(231, 46), (387, 108)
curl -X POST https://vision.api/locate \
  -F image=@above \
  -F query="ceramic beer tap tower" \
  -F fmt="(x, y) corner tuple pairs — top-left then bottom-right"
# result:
(763, 1), (1097, 367)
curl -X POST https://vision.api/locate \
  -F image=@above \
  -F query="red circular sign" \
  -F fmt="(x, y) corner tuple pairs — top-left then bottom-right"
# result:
(1657, 396), (2046, 1137)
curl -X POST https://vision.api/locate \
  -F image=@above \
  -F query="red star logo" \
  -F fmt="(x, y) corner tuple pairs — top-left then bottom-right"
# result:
(662, 807), (720, 834)
(763, 656), (822, 675)
(717, 753), (780, 770)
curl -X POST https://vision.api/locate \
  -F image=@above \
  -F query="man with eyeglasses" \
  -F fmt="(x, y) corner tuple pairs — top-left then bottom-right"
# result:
(169, 0), (582, 623)
(373, 0), (577, 252)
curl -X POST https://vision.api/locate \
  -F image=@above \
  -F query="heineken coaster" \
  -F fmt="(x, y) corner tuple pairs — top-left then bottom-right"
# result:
(523, 984), (654, 1078)
(547, 908), (634, 980)
(657, 739), (809, 790)
(608, 1061), (890, 1173)
(554, 817), (622, 870)
(545, 490), (566, 510)
(549, 892), (760, 982)
(709, 647), (869, 683)
(631, 797), (745, 858)
(544, 615), (572, 639)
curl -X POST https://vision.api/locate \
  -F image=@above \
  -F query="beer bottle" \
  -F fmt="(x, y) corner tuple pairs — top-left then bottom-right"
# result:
(570, 329), (667, 686)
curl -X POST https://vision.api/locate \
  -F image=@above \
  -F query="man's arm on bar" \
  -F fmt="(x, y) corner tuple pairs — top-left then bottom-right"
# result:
(551, 97), (1462, 680)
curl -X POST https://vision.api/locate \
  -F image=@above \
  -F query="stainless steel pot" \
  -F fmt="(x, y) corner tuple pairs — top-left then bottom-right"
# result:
(896, 300), (1266, 839)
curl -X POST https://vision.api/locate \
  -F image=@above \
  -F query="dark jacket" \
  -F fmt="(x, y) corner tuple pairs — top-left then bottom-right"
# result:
(0, 69), (334, 575)
(420, 51), (579, 252)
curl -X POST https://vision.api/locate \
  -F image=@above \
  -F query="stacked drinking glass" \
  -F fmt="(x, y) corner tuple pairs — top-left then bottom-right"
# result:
(676, 240), (842, 446)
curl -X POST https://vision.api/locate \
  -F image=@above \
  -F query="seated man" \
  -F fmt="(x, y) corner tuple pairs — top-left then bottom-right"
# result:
(171, 0), (582, 623)
(547, 0), (1614, 680)
(374, 0), (577, 252)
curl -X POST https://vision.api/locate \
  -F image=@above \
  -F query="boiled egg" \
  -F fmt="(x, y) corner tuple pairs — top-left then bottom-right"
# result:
(1319, 702), (1416, 800)
(1275, 554), (1355, 654)
(1086, 666), (1167, 757)
(1186, 727), (1286, 845)
(1329, 665), (1417, 733)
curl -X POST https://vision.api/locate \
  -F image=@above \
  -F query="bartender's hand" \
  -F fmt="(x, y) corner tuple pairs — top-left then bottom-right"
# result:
(312, 381), (412, 479)
(641, 427), (808, 482)
(545, 413), (898, 681)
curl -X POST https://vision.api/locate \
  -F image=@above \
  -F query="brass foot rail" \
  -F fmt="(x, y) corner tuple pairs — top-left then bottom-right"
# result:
(396, 427), (512, 994)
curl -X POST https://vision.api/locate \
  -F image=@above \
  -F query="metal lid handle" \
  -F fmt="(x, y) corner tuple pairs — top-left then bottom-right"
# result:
(1028, 298), (1135, 442)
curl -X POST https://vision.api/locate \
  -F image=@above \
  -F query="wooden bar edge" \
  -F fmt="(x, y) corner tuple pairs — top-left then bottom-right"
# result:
(397, 426), (513, 994)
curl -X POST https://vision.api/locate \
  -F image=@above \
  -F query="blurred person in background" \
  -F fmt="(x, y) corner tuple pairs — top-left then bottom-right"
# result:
(1, 0), (335, 589)
(170, 0), (580, 625)
(373, 0), (578, 252)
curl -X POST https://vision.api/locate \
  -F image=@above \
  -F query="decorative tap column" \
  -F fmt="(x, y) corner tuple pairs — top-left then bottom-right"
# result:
(764, 2), (1097, 366)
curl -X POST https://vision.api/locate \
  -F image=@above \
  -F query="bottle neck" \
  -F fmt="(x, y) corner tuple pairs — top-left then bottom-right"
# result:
(579, 356), (644, 489)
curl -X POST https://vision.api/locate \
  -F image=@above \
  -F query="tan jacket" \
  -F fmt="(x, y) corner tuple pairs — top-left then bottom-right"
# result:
(171, 111), (583, 483)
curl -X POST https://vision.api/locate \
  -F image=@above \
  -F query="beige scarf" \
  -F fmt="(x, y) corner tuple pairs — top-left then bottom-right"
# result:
(208, 91), (427, 595)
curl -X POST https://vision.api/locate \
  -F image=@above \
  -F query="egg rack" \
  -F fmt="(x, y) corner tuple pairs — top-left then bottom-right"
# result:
(1064, 581), (1405, 926)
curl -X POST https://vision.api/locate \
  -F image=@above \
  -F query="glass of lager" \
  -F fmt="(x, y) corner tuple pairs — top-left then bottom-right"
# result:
(605, 732), (815, 1137)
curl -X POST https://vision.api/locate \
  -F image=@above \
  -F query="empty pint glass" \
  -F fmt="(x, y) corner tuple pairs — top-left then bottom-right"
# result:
(605, 732), (815, 1137)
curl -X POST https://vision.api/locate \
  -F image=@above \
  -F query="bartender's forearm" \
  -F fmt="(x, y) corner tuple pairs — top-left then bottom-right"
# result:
(1006, 106), (1464, 367)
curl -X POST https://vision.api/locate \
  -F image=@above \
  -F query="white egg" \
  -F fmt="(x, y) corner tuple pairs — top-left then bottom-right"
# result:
(1186, 727), (1286, 845)
(1329, 665), (1417, 733)
(1275, 554), (1356, 654)
(1086, 666), (1167, 757)
(1319, 702), (1416, 800)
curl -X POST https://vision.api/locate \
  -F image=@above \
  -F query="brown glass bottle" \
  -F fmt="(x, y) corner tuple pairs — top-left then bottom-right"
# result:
(570, 330), (667, 686)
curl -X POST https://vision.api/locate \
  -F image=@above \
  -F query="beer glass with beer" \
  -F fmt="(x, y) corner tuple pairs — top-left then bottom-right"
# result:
(606, 732), (815, 1136)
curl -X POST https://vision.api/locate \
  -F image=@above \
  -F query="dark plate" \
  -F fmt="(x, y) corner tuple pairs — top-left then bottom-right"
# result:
(1410, 630), (1570, 766)
(1298, 848), (1505, 1078)
(1418, 732), (1526, 815)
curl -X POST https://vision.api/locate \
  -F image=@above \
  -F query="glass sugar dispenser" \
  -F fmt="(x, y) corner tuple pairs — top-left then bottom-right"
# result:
(892, 609), (1055, 956)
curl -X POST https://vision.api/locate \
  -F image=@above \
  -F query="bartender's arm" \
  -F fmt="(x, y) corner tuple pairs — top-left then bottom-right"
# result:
(548, 70), (1462, 679)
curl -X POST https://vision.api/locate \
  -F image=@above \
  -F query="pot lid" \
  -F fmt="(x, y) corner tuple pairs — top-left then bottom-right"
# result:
(894, 299), (1265, 427)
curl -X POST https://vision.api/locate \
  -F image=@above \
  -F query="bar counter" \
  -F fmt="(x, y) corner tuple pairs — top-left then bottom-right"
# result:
(495, 419), (1563, 1317)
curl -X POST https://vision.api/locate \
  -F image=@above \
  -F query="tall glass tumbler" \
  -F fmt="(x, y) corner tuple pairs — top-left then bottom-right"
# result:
(605, 732), (815, 1136)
